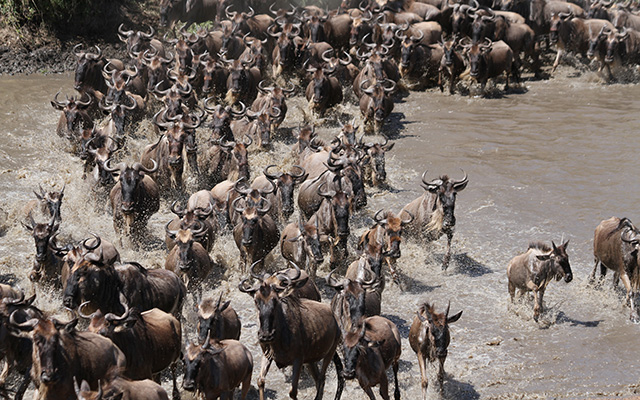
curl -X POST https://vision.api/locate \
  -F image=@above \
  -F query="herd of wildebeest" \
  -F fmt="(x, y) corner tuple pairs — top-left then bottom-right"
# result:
(2, 0), (640, 398)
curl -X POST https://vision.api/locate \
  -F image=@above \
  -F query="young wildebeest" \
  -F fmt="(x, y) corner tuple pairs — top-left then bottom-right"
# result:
(592, 217), (640, 322)
(409, 301), (462, 399)
(182, 336), (253, 400)
(342, 316), (402, 400)
(507, 240), (572, 321)
(196, 294), (241, 343)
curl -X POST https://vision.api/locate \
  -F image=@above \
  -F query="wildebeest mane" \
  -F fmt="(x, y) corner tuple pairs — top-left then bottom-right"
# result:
(606, 217), (636, 240)
(124, 261), (149, 275)
(528, 242), (551, 252)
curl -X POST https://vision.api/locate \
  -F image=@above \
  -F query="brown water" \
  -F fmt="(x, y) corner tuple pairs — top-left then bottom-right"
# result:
(1, 70), (640, 400)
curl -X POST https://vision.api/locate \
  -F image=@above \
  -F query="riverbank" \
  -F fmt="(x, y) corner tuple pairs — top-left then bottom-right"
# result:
(0, 0), (158, 75)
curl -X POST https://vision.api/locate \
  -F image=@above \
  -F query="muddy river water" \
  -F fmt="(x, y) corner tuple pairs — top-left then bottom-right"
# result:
(1, 70), (640, 400)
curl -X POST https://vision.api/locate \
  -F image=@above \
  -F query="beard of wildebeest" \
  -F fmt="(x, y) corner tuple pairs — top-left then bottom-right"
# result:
(256, 287), (279, 343)
(62, 260), (123, 313)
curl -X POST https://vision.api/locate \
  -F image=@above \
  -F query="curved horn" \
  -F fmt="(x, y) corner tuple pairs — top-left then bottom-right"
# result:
(374, 209), (387, 225)
(82, 233), (101, 251)
(118, 23), (134, 38)
(382, 79), (396, 92)
(290, 165), (306, 181)
(401, 210), (414, 225)
(165, 220), (179, 239)
(103, 158), (127, 173)
(264, 164), (283, 180)
(133, 159), (158, 174)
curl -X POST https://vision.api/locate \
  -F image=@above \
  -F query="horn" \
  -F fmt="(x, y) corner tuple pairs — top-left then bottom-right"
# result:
(82, 233), (101, 251)
(374, 209), (387, 225)
(258, 80), (275, 93)
(9, 310), (39, 330)
(257, 198), (272, 214)
(118, 23), (134, 38)
(231, 197), (246, 214)
(77, 301), (98, 320)
(250, 259), (265, 281)
(264, 164), (283, 180)
(103, 158), (126, 173)
(290, 165), (306, 181)
(325, 269), (345, 289)
(171, 200), (186, 217)
(401, 210), (414, 225)
(322, 49), (333, 63)
(340, 51), (352, 65)
(453, 169), (469, 189)
(165, 221), (179, 239)
(133, 159), (158, 174)
(225, 5), (238, 20)
(73, 43), (84, 58)
(382, 79), (396, 92)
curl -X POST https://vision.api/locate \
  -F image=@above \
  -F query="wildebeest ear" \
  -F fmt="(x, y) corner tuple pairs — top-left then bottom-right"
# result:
(80, 380), (91, 393)
(447, 310), (463, 324)
(111, 392), (124, 400)
(561, 239), (569, 250)
(219, 300), (231, 312)
(383, 142), (395, 151)
(536, 254), (550, 261)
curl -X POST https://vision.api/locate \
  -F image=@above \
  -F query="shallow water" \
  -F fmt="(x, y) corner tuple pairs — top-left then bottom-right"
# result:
(1, 69), (640, 400)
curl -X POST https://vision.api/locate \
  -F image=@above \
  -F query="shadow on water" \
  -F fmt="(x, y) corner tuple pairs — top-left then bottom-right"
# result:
(448, 253), (493, 277)
(555, 311), (603, 328)
(445, 376), (481, 400)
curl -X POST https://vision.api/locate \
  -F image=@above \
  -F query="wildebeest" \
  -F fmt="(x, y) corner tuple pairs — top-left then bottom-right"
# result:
(238, 268), (345, 400)
(51, 92), (93, 148)
(409, 301), (463, 399)
(164, 226), (213, 293)
(252, 164), (308, 223)
(358, 79), (395, 133)
(22, 215), (64, 287)
(592, 217), (640, 322)
(160, 0), (220, 28)
(0, 291), (42, 400)
(196, 294), (241, 343)
(63, 256), (186, 318)
(507, 240), (572, 321)
(326, 269), (382, 332)
(359, 136), (394, 188)
(305, 67), (344, 115)
(22, 184), (65, 224)
(341, 316), (402, 400)
(74, 373), (169, 400)
(463, 38), (514, 95)
(401, 170), (468, 270)
(10, 315), (126, 400)
(232, 197), (280, 273)
(82, 302), (182, 399)
(105, 160), (160, 240)
(182, 337), (253, 400)
(280, 217), (324, 277)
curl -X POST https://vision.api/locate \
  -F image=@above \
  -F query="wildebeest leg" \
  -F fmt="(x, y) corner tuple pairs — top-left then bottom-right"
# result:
(378, 371), (390, 400)
(533, 286), (545, 322)
(504, 71), (511, 92)
(437, 358), (446, 394)
(442, 232), (454, 270)
(258, 356), (273, 400)
(417, 352), (428, 400)
(289, 359), (304, 399)
(240, 369), (251, 400)
(619, 272), (640, 322)
(612, 271), (620, 289)
(363, 386), (377, 400)
(589, 258), (601, 284)
(449, 69), (456, 94)
(438, 68), (444, 92)
(14, 368), (31, 400)
(333, 353), (345, 400)
(552, 49), (563, 74)
(170, 361), (180, 400)
(508, 280), (516, 302)
(392, 361), (400, 400)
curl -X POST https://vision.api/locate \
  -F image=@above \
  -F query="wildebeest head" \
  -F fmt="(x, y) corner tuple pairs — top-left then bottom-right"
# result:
(360, 136), (394, 185)
(463, 38), (492, 78)
(203, 99), (245, 142)
(349, 9), (373, 46)
(32, 184), (65, 223)
(342, 321), (379, 379)
(144, 48), (173, 92)
(587, 26), (610, 59)
(73, 45), (103, 91)
(159, 0), (181, 27)
(182, 337), (225, 391)
(22, 215), (59, 265)
(399, 32), (424, 72)
(451, 3), (473, 36)
(233, 198), (272, 247)
(166, 226), (206, 272)
(361, 79), (395, 129)
(537, 240), (572, 283)
(319, 184), (352, 239)
(470, 10), (496, 43)
(415, 302), (462, 361)
(373, 209), (413, 259)
(62, 251), (121, 311)
(105, 160), (158, 215)
(549, 11), (573, 44)
(306, 14), (327, 42)
(442, 35), (460, 67)
(289, 216), (324, 264)
(196, 294), (231, 344)
(238, 263), (305, 343)
(263, 164), (307, 219)
(246, 106), (279, 148)
(327, 270), (376, 331)
(12, 315), (79, 385)
(421, 170), (468, 233)
(51, 91), (92, 139)
(118, 24), (155, 54)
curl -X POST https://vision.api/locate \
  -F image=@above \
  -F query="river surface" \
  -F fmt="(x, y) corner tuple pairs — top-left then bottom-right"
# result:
(1, 69), (640, 400)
